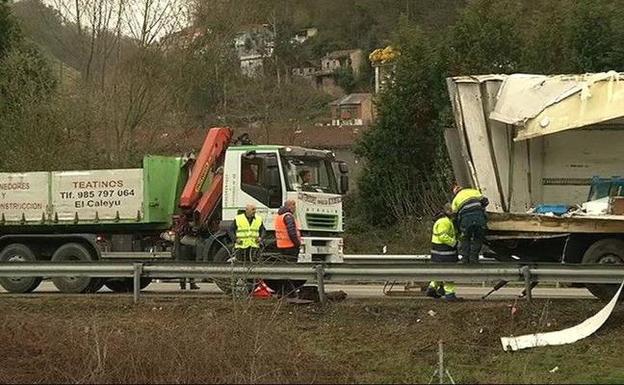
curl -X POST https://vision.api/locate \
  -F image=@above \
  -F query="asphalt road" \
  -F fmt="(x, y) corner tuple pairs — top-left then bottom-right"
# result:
(0, 281), (596, 300)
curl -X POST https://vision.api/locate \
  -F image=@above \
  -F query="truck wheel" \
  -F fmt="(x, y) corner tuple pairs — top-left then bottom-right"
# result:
(50, 243), (97, 293)
(213, 246), (235, 294)
(86, 278), (105, 293)
(0, 243), (42, 293)
(104, 278), (151, 292)
(582, 239), (624, 301)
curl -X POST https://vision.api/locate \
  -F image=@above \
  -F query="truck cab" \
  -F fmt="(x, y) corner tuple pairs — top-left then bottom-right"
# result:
(221, 145), (347, 263)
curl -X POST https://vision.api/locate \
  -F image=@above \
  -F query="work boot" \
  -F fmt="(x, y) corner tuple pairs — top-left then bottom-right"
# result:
(190, 282), (200, 290)
(179, 281), (186, 290)
(443, 293), (463, 302)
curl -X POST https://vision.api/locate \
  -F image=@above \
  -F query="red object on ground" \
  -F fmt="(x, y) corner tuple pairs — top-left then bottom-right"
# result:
(253, 280), (275, 299)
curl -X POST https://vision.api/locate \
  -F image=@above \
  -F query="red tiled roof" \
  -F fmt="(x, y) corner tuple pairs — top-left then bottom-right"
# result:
(148, 124), (368, 155)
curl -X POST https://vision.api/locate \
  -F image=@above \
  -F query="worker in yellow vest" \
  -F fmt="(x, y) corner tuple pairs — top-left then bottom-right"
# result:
(231, 204), (265, 261)
(451, 185), (489, 264)
(427, 205), (460, 301)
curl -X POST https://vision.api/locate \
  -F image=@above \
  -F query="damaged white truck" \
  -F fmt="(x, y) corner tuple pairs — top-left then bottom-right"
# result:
(446, 72), (624, 300)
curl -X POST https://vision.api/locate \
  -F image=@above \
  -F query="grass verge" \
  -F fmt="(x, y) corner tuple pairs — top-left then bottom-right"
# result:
(1, 295), (623, 383)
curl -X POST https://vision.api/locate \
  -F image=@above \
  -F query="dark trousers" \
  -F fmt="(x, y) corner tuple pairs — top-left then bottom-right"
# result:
(235, 247), (259, 261)
(280, 247), (299, 256)
(458, 210), (487, 263)
(430, 246), (458, 295)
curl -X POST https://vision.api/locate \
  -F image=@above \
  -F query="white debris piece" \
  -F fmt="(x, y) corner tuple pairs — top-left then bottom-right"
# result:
(581, 197), (610, 216)
(549, 366), (559, 373)
(500, 282), (623, 351)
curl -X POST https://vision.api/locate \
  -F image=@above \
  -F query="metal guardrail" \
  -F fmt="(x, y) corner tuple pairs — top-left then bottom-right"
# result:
(342, 254), (496, 263)
(0, 261), (623, 303)
(343, 254), (430, 263)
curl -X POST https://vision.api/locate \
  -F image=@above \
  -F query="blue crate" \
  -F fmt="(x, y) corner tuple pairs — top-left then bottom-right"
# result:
(533, 204), (569, 215)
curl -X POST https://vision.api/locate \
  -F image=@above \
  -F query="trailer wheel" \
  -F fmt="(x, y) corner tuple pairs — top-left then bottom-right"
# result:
(86, 278), (105, 293)
(0, 243), (42, 293)
(50, 243), (97, 293)
(104, 278), (151, 293)
(582, 239), (624, 301)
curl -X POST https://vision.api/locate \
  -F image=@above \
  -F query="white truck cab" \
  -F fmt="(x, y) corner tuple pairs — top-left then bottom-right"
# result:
(221, 145), (347, 263)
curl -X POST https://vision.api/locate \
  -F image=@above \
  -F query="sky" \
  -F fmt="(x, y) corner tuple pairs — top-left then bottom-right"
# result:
(41, 0), (191, 42)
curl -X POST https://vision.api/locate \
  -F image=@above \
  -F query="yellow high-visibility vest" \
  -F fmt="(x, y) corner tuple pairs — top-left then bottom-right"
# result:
(451, 188), (483, 213)
(234, 214), (262, 249)
(431, 216), (457, 247)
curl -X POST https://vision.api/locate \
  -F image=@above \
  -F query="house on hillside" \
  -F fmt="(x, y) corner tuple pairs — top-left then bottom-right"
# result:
(234, 24), (275, 77)
(314, 49), (363, 95)
(319, 49), (363, 75)
(329, 93), (374, 126)
(291, 27), (318, 44)
(291, 60), (318, 83)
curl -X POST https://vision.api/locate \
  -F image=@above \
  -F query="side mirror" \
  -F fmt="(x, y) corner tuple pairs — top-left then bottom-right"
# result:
(338, 161), (349, 174)
(340, 175), (349, 194)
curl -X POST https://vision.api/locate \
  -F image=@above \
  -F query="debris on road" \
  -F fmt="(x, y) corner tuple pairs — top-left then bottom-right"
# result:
(327, 290), (348, 302)
(500, 282), (623, 351)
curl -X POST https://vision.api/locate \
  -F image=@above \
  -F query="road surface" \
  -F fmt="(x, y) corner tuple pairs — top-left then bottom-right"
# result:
(0, 281), (595, 300)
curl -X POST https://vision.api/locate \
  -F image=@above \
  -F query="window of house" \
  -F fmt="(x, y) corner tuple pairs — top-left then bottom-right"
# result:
(240, 152), (282, 208)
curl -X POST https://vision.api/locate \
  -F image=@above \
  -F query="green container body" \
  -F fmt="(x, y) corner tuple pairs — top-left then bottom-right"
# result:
(142, 155), (187, 226)
(0, 156), (187, 234)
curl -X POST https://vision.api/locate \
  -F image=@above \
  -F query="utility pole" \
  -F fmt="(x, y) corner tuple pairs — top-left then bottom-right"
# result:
(271, 10), (280, 86)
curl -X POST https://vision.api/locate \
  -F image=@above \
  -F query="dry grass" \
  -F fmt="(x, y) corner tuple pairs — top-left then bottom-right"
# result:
(0, 297), (350, 384)
(1, 295), (624, 384)
(344, 219), (432, 254)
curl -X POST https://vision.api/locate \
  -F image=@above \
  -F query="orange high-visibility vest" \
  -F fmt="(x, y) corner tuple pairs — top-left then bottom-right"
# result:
(275, 212), (301, 249)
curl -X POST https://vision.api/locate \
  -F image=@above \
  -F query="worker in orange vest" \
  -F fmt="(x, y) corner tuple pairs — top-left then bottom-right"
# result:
(274, 199), (301, 258)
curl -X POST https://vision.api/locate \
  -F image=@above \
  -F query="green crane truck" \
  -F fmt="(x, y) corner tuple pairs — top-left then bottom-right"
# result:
(0, 127), (348, 294)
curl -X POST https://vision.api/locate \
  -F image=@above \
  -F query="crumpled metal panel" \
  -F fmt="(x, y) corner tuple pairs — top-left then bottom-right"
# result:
(490, 71), (624, 141)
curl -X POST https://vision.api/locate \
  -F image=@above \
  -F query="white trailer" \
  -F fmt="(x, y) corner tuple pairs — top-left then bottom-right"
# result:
(446, 72), (624, 300)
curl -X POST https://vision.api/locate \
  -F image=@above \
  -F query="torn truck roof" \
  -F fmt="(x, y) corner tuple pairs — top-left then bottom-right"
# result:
(446, 73), (624, 214)
(489, 71), (624, 141)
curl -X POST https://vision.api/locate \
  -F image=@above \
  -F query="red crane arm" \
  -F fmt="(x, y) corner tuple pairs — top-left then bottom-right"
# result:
(179, 127), (233, 222)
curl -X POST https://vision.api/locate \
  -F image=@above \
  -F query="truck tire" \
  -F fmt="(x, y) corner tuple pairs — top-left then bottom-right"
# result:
(86, 278), (105, 293)
(104, 278), (151, 293)
(50, 243), (97, 293)
(213, 246), (236, 294)
(0, 243), (42, 293)
(581, 239), (624, 301)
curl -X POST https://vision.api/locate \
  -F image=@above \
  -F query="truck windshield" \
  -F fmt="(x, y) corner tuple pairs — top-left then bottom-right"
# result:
(281, 156), (338, 194)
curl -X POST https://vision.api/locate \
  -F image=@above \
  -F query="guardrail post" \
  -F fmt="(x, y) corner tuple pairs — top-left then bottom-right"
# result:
(133, 263), (143, 304)
(315, 264), (327, 305)
(521, 266), (532, 302)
